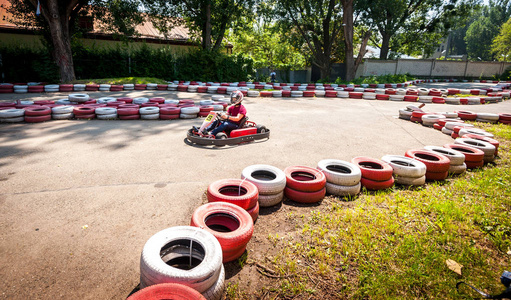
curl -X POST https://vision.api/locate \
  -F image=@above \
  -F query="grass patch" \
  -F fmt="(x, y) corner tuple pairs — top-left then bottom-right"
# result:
(240, 123), (511, 299)
(71, 77), (167, 85)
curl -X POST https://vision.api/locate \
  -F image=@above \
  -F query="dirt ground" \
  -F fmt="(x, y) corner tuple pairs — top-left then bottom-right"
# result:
(0, 83), (509, 299)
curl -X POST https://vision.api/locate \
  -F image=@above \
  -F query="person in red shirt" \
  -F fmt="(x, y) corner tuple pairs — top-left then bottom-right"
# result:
(205, 90), (247, 137)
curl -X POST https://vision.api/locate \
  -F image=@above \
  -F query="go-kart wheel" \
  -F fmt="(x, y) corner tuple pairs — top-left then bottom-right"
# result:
(256, 125), (267, 133)
(216, 132), (228, 139)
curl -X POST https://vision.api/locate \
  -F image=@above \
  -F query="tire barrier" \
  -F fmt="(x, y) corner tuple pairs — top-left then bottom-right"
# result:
(207, 179), (259, 222)
(284, 166), (326, 203)
(317, 159), (361, 196)
(351, 157), (394, 190)
(191, 202), (254, 263)
(423, 146), (466, 175)
(444, 144), (485, 169)
(454, 138), (496, 163)
(127, 283), (207, 300)
(381, 155), (427, 186)
(241, 165), (286, 207)
(404, 149), (450, 181)
(139, 226), (224, 299)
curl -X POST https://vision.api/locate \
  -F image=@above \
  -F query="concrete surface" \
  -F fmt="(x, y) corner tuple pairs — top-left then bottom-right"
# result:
(0, 85), (510, 299)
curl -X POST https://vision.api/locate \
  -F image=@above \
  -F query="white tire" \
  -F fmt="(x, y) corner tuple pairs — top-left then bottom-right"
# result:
(99, 84), (111, 89)
(165, 100), (180, 105)
(389, 95), (404, 101)
(337, 91), (349, 98)
(399, 109), (412, 120)
(484, 154), (495, 163)
(325, 182), (361, 197)
(458, 128), (493, 138)
(449, 163), (466, 175)
(317, 159), (361, 186)
(445, 121), (465, 130)
(52, 113), (74, 120)
(381, 155), (426, 178)
(200, 100), (214, 106)
(291, 91), (303, 97)
(95, 107), (117, 115)
(202, 264), (225, 300)
(0, 109), (25, 118)
(442, 127), (453, 135)
(45, 84), (59, 90)
(476, 113), (499, 121)
(97, 97), (117, 104)
(188, 86), (198, 92)
(141, 113), (160, 120)
(315, 90), (326, 97)
(68, 93), (90, 102)
(124, 84), (134, 89)
(140, 107), (160, 115)
(272, 91), (282, 97)
(258, 191), (284, 207)
(454, 138), (495, 156)
(394, 175), (426, 186)
(211, 95), (224, 101)
(0, 116), (24, 123)
(241, 164), (286, 195)
(45, 88), (59, 92)
(73, 84), (86, 91)
(181, 107), (200, 114)
(445, 98), (461, 105)
(168, 84), (178, 91)
(52, 106), (74, 114)
(140, 226), (223, 292)
(180, 113), (197, 119)
(423, 146), (465, 165)
(363, 93), (376, 100)
(55, 99), (72, 105)
(147, 83), (157, 90)
(134, 97), (150, 104)
(418, 96), (432, 103)
(96, 113), (117, 120)
(211, 105), (223, 111)
(19, 100), (34, 105)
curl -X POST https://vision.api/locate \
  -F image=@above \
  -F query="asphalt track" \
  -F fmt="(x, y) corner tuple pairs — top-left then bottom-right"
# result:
(0, 82), (509, 299)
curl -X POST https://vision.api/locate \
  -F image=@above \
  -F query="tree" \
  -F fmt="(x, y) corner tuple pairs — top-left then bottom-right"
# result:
(6, 0), (154, 82)
(466, 0), (510, 60)
(342, 0), (371, 81)
(357, 0), (470, 59)
(492, 17), (511, 61)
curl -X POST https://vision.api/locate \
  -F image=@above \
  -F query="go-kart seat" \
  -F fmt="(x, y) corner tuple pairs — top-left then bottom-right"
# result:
(237, 116), (248, 128)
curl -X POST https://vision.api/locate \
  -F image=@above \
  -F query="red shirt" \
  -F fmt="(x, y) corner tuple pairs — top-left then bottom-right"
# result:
(227, 104), (247, 124)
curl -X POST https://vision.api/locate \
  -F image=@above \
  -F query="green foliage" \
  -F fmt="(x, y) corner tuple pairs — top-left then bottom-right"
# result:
(492, 17), (511, 61)
(0, 44), (254, 82)
(333, 74), (414, 85)
(499, 66), (511, 81)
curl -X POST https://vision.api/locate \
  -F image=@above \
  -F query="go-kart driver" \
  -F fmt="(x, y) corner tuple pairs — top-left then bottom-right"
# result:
(204, 90), (246, 136)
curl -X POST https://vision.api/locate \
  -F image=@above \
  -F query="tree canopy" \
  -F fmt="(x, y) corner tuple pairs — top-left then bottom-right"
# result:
(492, 17), (511, 61)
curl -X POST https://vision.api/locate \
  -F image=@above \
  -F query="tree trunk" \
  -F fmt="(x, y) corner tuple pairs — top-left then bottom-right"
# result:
(380, 32), (391, 60)
(342, 0), (355, 81)
(354, 31), (371, 75)
(201, 0), (212, 50)
(46, 0), (75, 82)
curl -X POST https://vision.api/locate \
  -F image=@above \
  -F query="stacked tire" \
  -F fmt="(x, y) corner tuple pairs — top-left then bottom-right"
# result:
(191, 202), (253, 262)
(404, 150), (450, 181)
(207, 179), (259, 222)
(454, 138), (496, 163)
(316, 159), (361, 196)
(423, 146), (466, 175)
(139, 226), (224, 300)
(381, 155), (427, 186)
(52, 105), (74, 120)
(351, 157), (394, 190)
(140, 107), (160, 120)
(160, 107), (180, 120)
(24, 106), (51, 123)
(444, 144), (484, 169)
(95, 107), (117, 120)
(68, 94), (90, 103)
(73, 106), (96, 120)
(180, 107), (200, 119)
(241, 165), (286, 207)
(118, 105), (140, 120)
(499, 114), (511, 124)
(284, 166), (326, 203)
(476, 113), (499, 123)
(128, 283), (206, 300)
(0, 109), (24, 123)
(461, 134), (499, 156)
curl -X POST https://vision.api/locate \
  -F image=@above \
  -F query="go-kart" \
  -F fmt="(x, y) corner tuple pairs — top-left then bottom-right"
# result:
(186, 111), (270, 146)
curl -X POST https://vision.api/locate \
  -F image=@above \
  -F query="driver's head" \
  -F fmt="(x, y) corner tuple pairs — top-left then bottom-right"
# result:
(230, 90), (244, 105)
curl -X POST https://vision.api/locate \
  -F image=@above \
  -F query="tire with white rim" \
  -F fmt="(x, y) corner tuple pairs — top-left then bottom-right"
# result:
(381, 155), (427, 178)
(181, 107), (200, 114)
(68, 93), (90, 102)
(454, 138), (495, 157)
(140, 107), (160, 115)
(180, 114), (197, 119)
(97, 97), (117, 104)
(241, 164), (286, 195)
(448, 163), (467, 175)
(325, 182), (361, 197)
(97, 113), (117, 120)
(476, 113), (499, 121)
(95, 107), (117, 115)
(52, 113), (74, 120)
(442, 127), (454, 135)
(394, 175), (426, 186)
(317, 159), (361, 186)
(257, 192), (284, 207)
(458, 128), (493, 138)
(141, 113), (160, 120)
(0, 109), (25, 118)
(139, 226), (223, 293)
(52, 106), (74, 114)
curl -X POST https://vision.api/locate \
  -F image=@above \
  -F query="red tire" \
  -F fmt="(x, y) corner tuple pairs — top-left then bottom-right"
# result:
(360, 177), (394, 190)
(432, 97), (445, 104)
(411, 111), (427, 118)
(106, 101), (125, 107)
(247, 200), (259, 223)
(303, 91), (315, 97)
(160, 107), (180, 115)
(24, 106), (51, 116)
(118, 108), (139, 115)
(118, 104), (140, 109)
(25, 115), (52, 123)
(284, 166), (326, 192)
(149, 97), (165, 104)
(141, 102), (159, 107)
(433, 123), (443, 130)
(438, 119), (463, 127)
(376, 94), (390, 100)
(198, 112), (210, 117)
(403, 95), (418, 102)
(351, 156), (393, 182)
(443, 144), (484, 162)
(284, 187), (326, 204)
(456, 111), (477, 120)
(425, 170), (448, 181)
(410, 116), (422, 123)
(349, 92), (363, 99)
(404, 150), (450, 173)
(75, 113), (95, 119)
(451, 132), (459, 139)
(499, 120), (511, 124)
(260, 91), (272, 97)
(119, 114), (140, 120)
(207, 179), (258, 210)
(73, 107), (95, 115)
(199, 106), (214, 113)
(117, 97), (133, 103)
(127, 283), (206, 300)
(499, 114), (511, 122)
(465, 160), (484, 169)
(159, 114), (179, 120)
(190, 202), (254, 263)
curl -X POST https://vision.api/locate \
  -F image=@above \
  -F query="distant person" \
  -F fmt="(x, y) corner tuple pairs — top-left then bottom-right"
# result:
(270, 70), (276, 83)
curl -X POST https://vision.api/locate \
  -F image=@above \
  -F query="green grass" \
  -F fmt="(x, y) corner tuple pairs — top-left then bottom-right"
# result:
(71, 77), (167, 85)
(238, 123), (511, 299)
